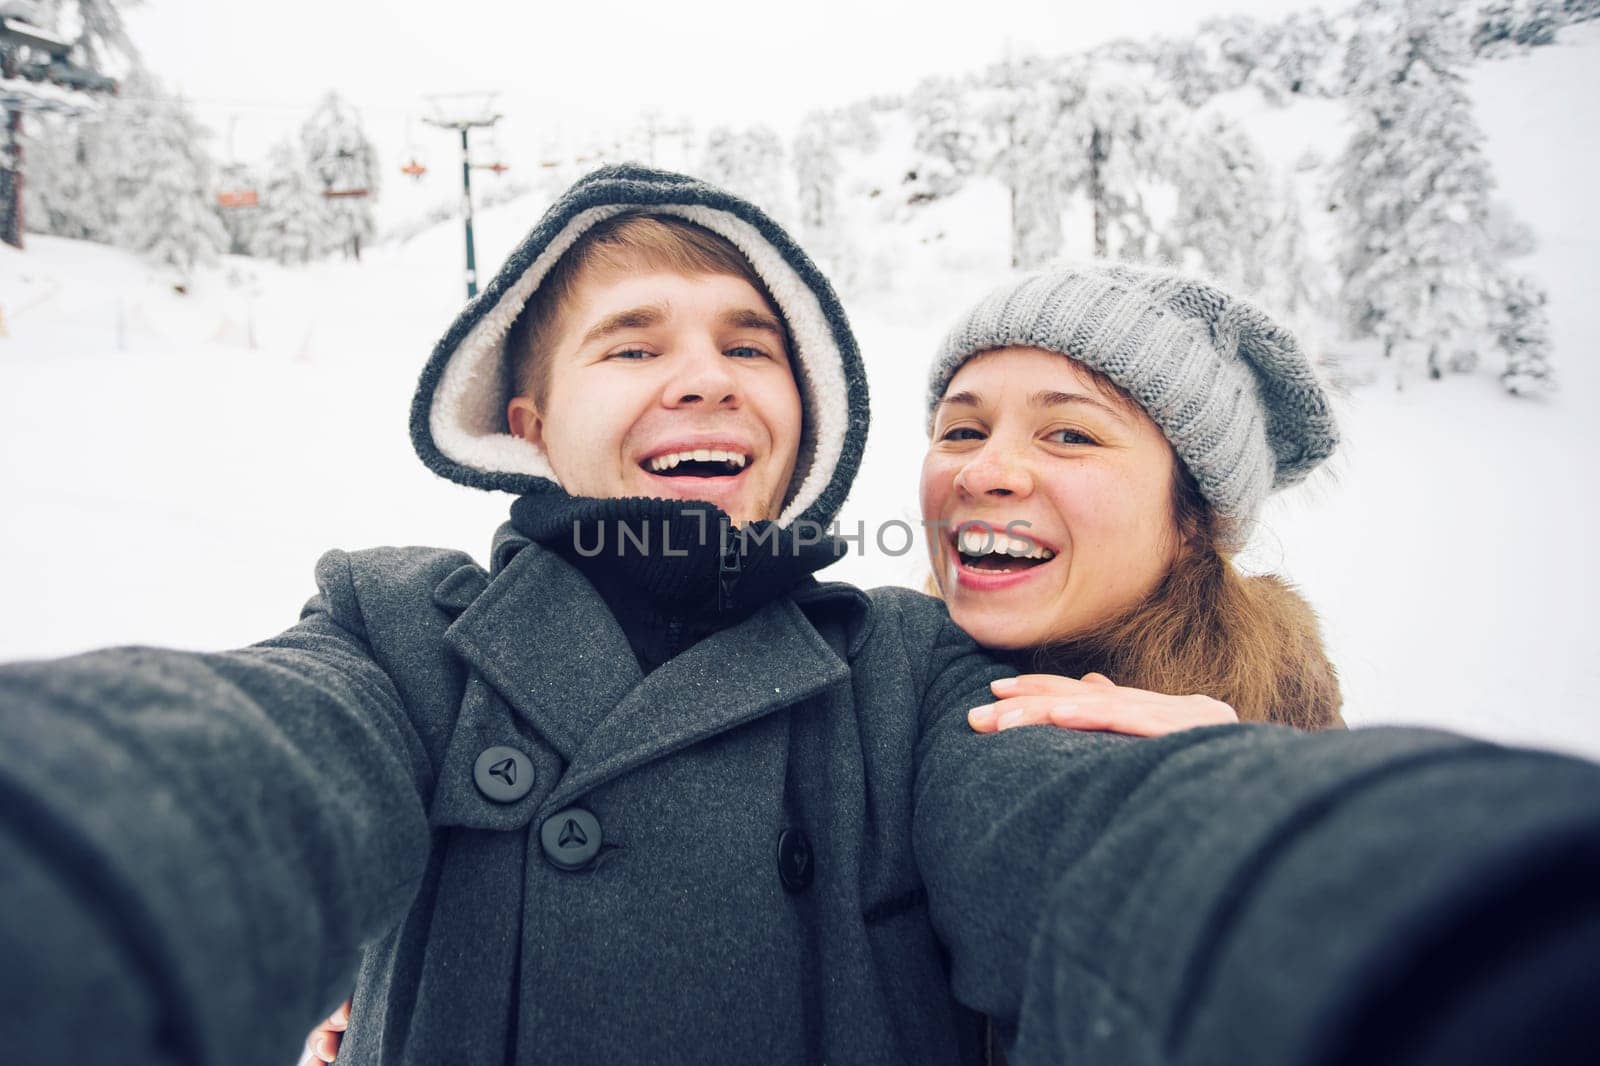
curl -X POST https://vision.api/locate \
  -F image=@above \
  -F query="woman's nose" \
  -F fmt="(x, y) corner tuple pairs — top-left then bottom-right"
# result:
(954, 440), (1033, 498)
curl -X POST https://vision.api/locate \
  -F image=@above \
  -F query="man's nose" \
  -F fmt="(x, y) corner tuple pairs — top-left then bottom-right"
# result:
(665, 343), (738, 408)
(954, 438), (1034, 498)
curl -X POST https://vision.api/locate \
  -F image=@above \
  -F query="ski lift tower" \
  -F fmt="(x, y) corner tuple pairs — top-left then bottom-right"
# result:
(423, 92), (504, 299)
(1, 1), (118, 249)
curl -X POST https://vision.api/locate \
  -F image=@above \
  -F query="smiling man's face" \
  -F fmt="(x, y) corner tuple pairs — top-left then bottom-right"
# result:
(507, 268), (802, 527)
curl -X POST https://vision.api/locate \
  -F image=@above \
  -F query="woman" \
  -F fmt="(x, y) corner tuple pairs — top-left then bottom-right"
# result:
(927, 265), (1344, 739)
(300, 262), (1345, 1065)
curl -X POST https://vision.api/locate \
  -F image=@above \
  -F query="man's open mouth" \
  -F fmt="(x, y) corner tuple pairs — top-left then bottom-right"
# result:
(952, 525), (1057, 573)
(642, 448), (752, 479)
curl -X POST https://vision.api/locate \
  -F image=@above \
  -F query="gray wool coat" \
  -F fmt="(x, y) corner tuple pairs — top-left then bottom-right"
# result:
(5, 518), (1600, 1066)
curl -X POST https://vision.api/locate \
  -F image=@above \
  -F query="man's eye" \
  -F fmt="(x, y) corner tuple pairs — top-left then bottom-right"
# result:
(1046, 429), (1095, 445)
(726, 345), (769, 359)
(609, 348), (657, 360)
(940, 427), (985, 442)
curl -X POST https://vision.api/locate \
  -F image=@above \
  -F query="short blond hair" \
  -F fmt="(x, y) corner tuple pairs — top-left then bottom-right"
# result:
(504, 211), (787, 409)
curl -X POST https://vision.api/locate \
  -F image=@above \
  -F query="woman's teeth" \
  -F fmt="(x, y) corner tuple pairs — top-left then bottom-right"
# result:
(956, 527), (1055, 562)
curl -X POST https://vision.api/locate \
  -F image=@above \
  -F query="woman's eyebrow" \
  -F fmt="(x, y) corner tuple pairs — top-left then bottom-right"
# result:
(937, 390), (983, 409)
(579, 303), (670, 346)
(1031, 389), (1127, 421)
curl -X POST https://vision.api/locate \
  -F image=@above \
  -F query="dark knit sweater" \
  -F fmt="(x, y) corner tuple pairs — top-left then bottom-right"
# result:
(509, 489), (846, 673)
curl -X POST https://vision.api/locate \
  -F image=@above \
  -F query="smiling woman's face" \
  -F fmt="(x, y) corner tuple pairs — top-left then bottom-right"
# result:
(920, 346), (1184, 651)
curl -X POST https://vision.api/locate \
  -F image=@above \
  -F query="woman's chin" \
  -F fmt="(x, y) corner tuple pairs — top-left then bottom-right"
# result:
(947, 604), (1046, 651)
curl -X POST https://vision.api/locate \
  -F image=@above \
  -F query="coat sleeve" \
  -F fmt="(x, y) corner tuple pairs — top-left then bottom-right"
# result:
(0, 548), (435, 1066)
(903, 597), (1600, 1066)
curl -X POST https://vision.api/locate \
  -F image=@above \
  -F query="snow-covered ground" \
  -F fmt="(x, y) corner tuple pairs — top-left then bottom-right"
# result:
(3, 27), (1598, 757)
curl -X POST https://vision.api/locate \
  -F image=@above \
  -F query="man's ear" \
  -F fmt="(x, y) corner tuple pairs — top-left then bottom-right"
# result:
(507, 396), (544, 448)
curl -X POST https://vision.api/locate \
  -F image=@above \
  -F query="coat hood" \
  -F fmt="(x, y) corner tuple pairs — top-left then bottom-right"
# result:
(409, 164), (870, 530)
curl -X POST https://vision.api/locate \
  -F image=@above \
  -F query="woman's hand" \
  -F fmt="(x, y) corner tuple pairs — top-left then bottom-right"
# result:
(968, 672), (1238, 737)
(298, 999), (350, 1065)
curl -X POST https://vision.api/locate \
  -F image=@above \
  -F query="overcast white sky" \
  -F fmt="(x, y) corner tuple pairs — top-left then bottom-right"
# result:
(126, 0), (1328, 161)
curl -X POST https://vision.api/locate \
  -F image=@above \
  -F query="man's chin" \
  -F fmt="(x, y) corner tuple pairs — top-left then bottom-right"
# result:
(632, 473), (775, 525)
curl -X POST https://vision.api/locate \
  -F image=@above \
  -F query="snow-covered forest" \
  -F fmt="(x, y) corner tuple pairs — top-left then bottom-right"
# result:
(10, 0), (1592, 388)
(3, 0), (1600, 756)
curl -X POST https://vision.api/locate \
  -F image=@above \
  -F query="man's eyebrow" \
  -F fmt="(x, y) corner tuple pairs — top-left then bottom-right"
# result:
(579, 303), (670, 347)
(719, 307), (787, 335)
(1030, 389), (1127, 421)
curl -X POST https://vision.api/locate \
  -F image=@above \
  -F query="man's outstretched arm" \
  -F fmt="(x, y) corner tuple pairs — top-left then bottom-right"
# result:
(0, 549), (436, 1066)
(906, 602), (1600, 1066)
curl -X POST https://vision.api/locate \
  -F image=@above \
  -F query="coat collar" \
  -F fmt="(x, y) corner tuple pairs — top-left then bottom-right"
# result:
(438, 538), (854, 813)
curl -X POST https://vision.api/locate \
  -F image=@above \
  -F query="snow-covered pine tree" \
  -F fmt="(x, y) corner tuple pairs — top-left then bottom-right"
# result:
(1051, 61), (1170, 261)
(1331, 0), (1511, 384)
(1148, 35), (1227, 107)
(698, 125), (789, 224)
(907, 75), (982, 203)
(1493, 271), (1554, 395)
(1472, 0), (1564, 54)
(791, 111), (855, 283)
(1263, 173), (1327, 322)
(792, 113), (837, 237)
(250, 138), (329, 266)
(32, 0), (140, 74)
(1566, 0), (1600, 26)
(1269, 11), (1342, 98)
(1201, 14), (1271, 96)
(1159, 110), (1274, 292)
(975, 55), (1068, 269)
(108, 80), (228, 286)
(1337, 0), (1393, 96)
(20, 113), (110, 240)
(833, 101), (881, 155)
(300, 92), (378, 260)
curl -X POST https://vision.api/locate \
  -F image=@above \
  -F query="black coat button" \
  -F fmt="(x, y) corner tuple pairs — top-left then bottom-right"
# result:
(541, 808), (602, 870)
(473, 746), (534, 803)
(776, 827), (813, 892)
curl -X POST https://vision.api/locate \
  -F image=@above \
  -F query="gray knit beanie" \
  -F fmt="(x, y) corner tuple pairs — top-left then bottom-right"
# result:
(926, 263), (1338, 544)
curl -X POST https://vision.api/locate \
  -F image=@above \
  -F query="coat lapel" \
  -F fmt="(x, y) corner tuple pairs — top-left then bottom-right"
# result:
(542, 594), (850, 810)
(439, 534), (853, 813)
(443, 541), (642, 764)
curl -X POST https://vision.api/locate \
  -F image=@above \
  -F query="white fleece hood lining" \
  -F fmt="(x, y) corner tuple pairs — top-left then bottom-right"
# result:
(428, 203), (848, 528)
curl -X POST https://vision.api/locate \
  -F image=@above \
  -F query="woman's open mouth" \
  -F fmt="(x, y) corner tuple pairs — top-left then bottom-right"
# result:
(950, 524), (1058, 589)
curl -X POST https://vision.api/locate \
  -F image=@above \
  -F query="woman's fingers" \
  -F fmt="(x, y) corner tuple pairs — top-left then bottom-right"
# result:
(970, 696), (1084, 733)
(989, 673), (1093, 699)
(970, 690), (1239, 737)
(1046, 701), (1164, 737)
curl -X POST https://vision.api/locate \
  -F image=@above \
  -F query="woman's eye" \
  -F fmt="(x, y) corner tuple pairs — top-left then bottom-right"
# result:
(940, 427), (985, 442)
(1046, 428), (1095, 445)
(608, 348), (657, 361)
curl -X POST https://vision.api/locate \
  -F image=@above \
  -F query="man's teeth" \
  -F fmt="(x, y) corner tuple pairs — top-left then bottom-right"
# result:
(647, 449), (749, 473)
(956, 527), (1055, 560)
